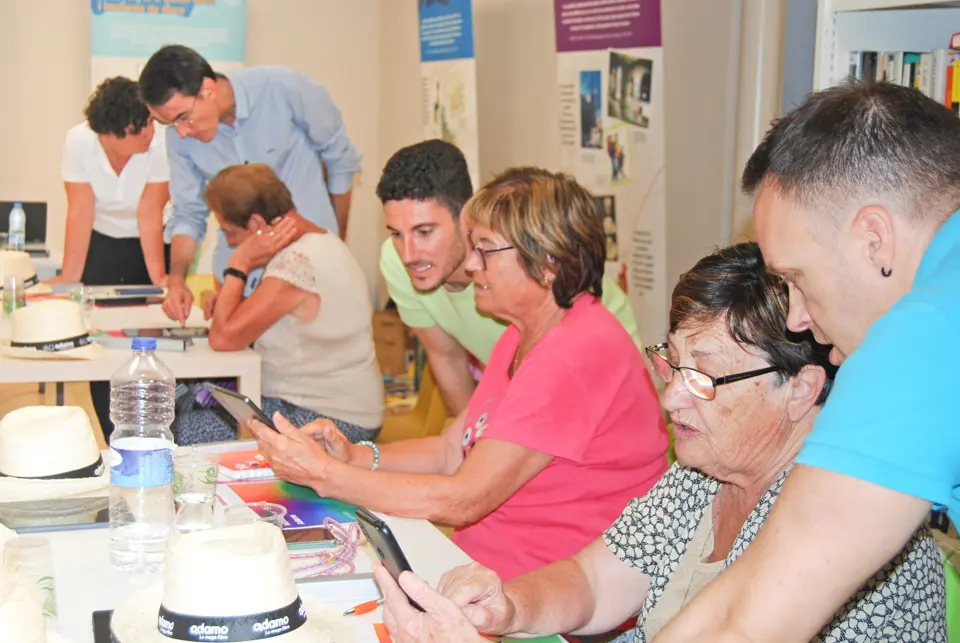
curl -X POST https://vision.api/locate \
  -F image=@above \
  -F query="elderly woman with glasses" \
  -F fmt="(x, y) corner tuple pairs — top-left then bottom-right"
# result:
(247, 166), (669, 581)
(372, 242), (946, 643)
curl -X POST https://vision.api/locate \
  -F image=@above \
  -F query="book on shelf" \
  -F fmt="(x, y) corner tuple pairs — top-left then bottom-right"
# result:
(848, 47), (960, 115)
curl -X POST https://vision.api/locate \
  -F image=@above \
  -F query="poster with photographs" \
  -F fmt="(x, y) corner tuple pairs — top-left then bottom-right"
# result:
(555, 0), (666, 343)
(419, 0), (480, 190)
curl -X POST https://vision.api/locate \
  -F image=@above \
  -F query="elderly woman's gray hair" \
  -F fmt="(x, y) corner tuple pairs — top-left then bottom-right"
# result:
(670, 241), (837, 404)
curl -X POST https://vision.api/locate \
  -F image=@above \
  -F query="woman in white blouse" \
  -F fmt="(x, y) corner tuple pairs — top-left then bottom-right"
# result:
(54, 76), (171, 441)
(53, 76), (170, 286)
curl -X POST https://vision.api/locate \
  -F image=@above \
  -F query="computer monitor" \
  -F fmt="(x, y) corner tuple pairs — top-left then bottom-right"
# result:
(0, 201), (47, 246)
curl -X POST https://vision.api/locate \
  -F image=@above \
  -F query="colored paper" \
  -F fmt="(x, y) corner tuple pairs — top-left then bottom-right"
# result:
(220, 479), (358, 528)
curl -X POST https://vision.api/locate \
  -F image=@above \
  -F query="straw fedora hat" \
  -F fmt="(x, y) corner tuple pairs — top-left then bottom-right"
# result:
(0, 250), (52, 296)
(0, 525), (72, 642)
(111, 522), (352, 643)
(2, 299), (106, 360)
(0, 406), (109, 503)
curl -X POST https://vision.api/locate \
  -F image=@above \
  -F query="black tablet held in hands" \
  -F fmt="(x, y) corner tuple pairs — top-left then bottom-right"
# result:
(201, 382), (277, 431)
(355, 507), (424, 611)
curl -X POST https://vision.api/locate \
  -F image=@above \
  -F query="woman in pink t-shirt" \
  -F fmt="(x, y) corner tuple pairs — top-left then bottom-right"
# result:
(249, 166), (669, 580)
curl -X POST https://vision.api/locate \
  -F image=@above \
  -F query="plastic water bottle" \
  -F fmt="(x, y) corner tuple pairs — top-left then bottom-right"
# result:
(108, 338), (177, 573)
(7, 202), (25, 251)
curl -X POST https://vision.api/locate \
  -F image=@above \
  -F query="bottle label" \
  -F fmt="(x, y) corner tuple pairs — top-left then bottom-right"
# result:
(109, 437), (175, 489)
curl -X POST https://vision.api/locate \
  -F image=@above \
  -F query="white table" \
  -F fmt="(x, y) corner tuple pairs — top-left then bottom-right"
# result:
(0, 295), (262, 405)
(46, 514), (471, 642)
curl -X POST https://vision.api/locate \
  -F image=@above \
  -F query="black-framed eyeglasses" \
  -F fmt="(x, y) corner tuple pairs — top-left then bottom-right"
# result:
(468, 230), (514, 271)
(645, 342), (779, 401)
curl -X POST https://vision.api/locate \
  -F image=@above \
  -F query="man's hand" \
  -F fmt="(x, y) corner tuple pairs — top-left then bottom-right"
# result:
(248, 413), (333, 490)
(203, 288), (220, 321)
(376, 564), (487, 643)
(300, 420), (355, 464)
(163, 279), (194, 326)
(437, 562), (516, 635)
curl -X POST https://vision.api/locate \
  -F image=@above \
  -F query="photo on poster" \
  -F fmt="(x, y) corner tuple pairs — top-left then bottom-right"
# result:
(594, 195), (618, 262)
(605, 129), (629, 184)
(579, 70), (603, 149)
(608, 51), (652, 128)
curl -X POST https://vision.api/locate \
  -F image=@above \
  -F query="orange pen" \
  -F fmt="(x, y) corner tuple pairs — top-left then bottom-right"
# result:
(342, 598), (383, 616)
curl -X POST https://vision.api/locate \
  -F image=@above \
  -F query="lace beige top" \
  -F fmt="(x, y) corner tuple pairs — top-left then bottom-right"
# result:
(257, 233), (384, 429)
(643, 503), (724, 640)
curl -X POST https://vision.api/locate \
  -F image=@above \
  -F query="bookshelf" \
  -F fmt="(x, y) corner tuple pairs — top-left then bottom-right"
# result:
(814, 0), (960, 89)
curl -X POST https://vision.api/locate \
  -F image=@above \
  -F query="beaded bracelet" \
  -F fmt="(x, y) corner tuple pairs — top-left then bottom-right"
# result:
(357, 440), (380, 471)
(289, 517), (361, 578)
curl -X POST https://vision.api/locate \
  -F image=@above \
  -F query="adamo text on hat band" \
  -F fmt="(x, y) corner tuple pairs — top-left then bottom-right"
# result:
(157, 596), (308, 641)
(0, 273), (38, 290)
(0, 454), (104, 481)
(10, 333), (97, 353)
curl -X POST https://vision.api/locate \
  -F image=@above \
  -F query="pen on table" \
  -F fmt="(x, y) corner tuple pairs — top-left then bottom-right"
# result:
(343, 598), (384, 616)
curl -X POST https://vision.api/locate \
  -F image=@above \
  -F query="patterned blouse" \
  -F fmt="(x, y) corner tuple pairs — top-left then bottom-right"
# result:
(603, 463), (946, 642)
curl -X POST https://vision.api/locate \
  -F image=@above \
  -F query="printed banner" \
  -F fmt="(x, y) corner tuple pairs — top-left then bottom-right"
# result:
(554, 0), (666, 345)
(419, 0), (481, 190)
(90, 0), (247, 90)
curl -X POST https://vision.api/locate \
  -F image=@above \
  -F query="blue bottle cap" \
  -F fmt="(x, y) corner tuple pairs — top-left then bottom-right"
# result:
(13, 202), (21, 208)
(132, 337), (157, 351)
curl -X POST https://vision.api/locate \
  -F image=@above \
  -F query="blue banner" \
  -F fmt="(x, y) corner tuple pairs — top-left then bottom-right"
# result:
(419, 0), (474, 62)
(91, 0), (246, 62)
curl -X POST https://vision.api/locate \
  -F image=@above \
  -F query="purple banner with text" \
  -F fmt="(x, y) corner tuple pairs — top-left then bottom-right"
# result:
(554, 0), (661, 52)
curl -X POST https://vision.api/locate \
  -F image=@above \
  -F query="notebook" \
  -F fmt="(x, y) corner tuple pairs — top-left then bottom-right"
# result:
(217, 448), (275, 480)
(89, 330), (191, 352)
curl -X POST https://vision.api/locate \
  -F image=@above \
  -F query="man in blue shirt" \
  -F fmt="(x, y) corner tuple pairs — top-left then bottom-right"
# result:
(654, 84), (960, 641)
(138, 45), (361, 324)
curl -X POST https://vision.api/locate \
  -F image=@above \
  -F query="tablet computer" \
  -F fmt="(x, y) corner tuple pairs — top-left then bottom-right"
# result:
(202, 383), (277, 432)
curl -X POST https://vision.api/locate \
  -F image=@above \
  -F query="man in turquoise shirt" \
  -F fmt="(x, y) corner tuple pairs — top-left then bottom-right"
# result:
(138, 45), (361, 323)
(655, 85), (960, 641)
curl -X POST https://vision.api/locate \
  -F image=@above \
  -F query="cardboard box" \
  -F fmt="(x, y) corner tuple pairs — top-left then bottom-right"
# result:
(372, 310), (410, 376)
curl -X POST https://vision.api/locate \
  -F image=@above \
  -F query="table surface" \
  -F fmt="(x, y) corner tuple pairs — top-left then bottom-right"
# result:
(0, 289), (262, 403)
(40, 442), (474, 642)
(46, 513), (470, 643)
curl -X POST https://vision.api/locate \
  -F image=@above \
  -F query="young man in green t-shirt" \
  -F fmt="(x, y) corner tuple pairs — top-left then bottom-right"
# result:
(376, 140), (643, 415)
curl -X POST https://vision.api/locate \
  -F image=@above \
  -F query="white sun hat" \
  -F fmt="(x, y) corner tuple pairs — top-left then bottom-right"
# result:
(0, 406), (109, 503)
(0, 250), (52, 296)
(0, 524), (73, 642)
(2, 299), (106, 360)
(110, 522), (352, 643)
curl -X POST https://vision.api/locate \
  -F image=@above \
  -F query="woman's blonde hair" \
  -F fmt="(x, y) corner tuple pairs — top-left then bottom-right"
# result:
(205, 164), (295, 227)
(464, 167), (605, 308)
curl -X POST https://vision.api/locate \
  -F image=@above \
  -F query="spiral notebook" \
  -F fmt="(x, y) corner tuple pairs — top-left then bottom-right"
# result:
(216, 448), (276, 480)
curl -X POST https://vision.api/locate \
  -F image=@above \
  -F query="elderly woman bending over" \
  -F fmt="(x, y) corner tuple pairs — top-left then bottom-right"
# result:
(375, 242), (946, 643)
(250, 167), (669, 581)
